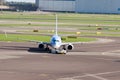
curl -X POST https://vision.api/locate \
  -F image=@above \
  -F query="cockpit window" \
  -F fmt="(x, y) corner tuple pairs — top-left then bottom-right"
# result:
(56, 40), (59, 42)
(53, 39), (59, 42)
(51, 36), (61, 43)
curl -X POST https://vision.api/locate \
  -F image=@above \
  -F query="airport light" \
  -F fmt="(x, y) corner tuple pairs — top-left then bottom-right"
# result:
(76, 32), (81, 35)
(96, 32), (102, 35)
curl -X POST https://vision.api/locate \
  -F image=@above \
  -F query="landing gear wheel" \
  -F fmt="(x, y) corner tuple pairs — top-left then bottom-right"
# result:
(45, 48), (50, 51)
(55, 51), (58, 54)
(48, 49), (52, 53)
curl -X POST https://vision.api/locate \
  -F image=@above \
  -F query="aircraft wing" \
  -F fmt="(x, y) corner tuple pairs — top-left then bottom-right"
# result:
(61, 42), (82, 45)
(9, 36), (51, 45)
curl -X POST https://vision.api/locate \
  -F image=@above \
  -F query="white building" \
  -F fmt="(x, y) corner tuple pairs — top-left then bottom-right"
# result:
(36, 0), (120, 14)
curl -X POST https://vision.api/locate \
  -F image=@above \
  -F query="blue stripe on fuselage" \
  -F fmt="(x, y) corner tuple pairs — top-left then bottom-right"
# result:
(50, 35), (62, 49)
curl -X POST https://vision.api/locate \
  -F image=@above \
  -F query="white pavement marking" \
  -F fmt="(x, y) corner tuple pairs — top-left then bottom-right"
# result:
(67, 52), (102, 55)
(94, 71), (120, 76)
(85, 74), (108, 80)
(70, 74), (108, 80)
(102, 50), (120, 57)
(69, 74), (90, 79)
(57, 78), (79, 80)
(57, 74), (107, 80)
(68, 50), (120, 57)
(57, 71), (120, 80)
(0, 55), (21, 59)
(93, 57), (117, 61)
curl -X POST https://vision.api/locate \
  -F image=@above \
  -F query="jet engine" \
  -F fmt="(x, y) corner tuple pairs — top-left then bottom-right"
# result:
(66, 44), (74, 50)
(38, 44), (45, 49)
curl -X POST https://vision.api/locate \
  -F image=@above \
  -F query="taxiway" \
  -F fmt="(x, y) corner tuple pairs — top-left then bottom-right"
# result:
(0, 37), (120, 80)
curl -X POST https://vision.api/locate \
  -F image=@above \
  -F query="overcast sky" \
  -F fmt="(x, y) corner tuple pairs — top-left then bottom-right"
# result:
(6, 0), (35, 3)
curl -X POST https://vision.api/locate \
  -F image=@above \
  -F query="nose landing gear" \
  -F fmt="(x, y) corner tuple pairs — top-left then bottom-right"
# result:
(49, 49), (67, 54)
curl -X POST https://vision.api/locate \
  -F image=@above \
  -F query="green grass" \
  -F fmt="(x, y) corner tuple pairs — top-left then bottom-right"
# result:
(0, 12), (120, 37)
(81, 32), (120, 37)
(0, 34), (96, 42)
(0, 34), (50, 42)
(19, 30), (120, 37)
(0, 12), (120, 25)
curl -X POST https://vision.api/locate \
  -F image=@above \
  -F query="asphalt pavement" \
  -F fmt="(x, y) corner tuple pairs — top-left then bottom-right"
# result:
(0, 37), (120, 80)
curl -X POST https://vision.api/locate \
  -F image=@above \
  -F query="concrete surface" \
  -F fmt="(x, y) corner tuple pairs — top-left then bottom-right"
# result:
(0, 37), (120, 80)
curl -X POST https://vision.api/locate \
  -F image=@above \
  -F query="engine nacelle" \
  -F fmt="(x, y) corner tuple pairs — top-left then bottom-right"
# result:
(66, 44), (74, 50)
(38, 44), (44, 49)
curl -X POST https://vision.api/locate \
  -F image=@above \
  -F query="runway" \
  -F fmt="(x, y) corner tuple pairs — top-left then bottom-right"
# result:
(0, 37), (120, 80)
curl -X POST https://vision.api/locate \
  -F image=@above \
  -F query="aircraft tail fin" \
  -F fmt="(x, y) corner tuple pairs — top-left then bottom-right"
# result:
(55, 14), (58, 35)
(4, 30), (8, 38)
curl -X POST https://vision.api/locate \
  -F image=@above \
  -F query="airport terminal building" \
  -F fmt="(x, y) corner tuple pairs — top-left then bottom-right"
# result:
(36, 0), (120, 14)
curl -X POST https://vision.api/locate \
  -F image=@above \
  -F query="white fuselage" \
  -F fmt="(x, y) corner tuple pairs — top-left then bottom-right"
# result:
(50, 35), (62, 49)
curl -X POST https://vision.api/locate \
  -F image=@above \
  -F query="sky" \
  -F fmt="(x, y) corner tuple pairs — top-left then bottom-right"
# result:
(6, 0), (35, 3)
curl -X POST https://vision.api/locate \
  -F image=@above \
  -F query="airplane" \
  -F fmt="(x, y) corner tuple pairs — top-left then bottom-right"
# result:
(4, 14), (74, 54)
(37, 14), (74, 54)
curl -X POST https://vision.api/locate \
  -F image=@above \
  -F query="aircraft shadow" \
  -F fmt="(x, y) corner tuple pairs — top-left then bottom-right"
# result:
(0, 46), (85, 53)
(0, 46), (50, 54)
(28, 48), (54, 54)
(0, 46), (30, 51)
